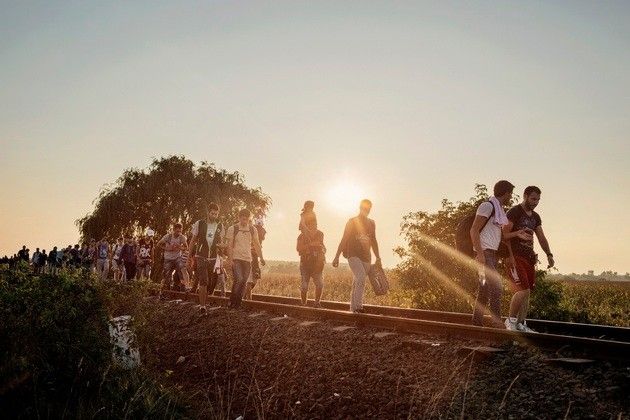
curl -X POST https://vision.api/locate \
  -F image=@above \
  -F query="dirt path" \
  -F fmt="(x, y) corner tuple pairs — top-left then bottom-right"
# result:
(140, 301), (629, 419)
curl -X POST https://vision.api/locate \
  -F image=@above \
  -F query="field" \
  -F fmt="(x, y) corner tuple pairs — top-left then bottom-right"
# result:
(258, 262), (630, 327)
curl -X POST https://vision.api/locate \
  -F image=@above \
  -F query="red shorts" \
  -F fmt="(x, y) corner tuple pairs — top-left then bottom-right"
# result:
(506, 255), (536, 291)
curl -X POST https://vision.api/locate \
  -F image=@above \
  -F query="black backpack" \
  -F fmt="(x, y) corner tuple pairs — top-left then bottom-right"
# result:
(455, 202), (494, 257)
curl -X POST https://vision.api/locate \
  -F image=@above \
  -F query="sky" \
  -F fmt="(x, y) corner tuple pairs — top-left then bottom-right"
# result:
(1, 1), (629, 274)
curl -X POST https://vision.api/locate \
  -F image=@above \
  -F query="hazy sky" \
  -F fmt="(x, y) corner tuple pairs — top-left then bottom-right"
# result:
(1, 1), (629, 273)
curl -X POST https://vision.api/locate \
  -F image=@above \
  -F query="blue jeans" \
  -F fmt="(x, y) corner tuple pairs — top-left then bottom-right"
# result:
(348, 257), (371, 312)
(229, 259), (251, 307)
(472, 250), (502, 326)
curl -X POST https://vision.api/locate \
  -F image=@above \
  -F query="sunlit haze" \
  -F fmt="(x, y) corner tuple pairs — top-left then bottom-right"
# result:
(1, 1), (628, 273)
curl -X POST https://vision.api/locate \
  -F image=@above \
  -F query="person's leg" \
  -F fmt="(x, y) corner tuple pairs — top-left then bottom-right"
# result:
(103, 259), (110, 280)
(506, 255), (531, 326)
(484, 251), (502, 327)
(231, 260), (251, 307)
(348, 257), (368, 312)
(299, 263), (309, 305)
(510, 289), (530, 324)
(207, 259), (218, 297)
(190, 260), (199, 293)
(176, 258), (189, 289)
(472, 250), (491, 326)
(124, 262), (135, 280)
(518, 258), (536, 324)
(252, 253), (261, 281)
(196, 257), (209, 307)
(313, 270), (324, 305)
(161, 259), (176, 293)
(509, 290), (527, 320)
(136, 261), (143, 280)
(229, 260), (243, 307)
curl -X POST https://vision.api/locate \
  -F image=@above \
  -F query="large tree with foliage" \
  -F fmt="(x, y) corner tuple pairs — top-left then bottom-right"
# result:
(395, 184), (517, 311)
(76, 156), (271, 241)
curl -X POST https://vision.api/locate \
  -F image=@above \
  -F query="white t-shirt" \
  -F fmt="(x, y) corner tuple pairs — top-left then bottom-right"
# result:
(475, 202), (502, 251)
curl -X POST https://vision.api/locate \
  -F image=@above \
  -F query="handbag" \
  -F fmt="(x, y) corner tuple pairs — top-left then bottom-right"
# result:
(368, 264), (389, 296)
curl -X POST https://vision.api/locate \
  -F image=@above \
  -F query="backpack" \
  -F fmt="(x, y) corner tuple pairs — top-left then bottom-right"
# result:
(255, 224), (267, 242)
(455, 202), (494, 257)
(456, 202), (510, 259)
(231, 224), (256, 248)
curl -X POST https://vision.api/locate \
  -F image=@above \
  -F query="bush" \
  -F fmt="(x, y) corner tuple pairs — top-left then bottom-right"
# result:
(0, 267), (186, 418)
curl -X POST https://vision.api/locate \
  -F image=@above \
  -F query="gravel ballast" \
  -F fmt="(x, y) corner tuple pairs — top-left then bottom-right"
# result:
(141, 301), (629, 419)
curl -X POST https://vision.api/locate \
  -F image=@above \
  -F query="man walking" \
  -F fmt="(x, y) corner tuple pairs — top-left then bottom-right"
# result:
(226, 209), (265, 309)
(332, 199), (381, 313)
(157, 223), (188, 296)
(504, 186), (555, 331)
(470, 180), (523, 327)
(188, 203), (226, 308)
(95, 237), (110, 280)
(31, 248), (41, 273)
(136, 231), (154, 280)
(120, 237), (138, 280)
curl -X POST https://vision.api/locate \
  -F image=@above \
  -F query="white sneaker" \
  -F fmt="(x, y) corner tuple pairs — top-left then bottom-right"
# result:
(517, 322), (536, 333)
(504, 317), (518, 331)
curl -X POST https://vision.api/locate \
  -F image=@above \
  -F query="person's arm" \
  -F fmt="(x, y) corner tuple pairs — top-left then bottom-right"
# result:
(252, 228), (264, 265)
(370, 221), (381, 266)
(156, 235), (168, 251)
(226, 226), (234, 264)
(470, 215), (488, 264)
(502, 221), (533, 240)
(332, 221), (352, 267)
(188, 234), (197, 264)
(535, 226), (554, 268)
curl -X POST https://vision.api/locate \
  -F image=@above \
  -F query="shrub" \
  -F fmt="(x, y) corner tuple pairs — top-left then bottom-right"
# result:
(0, 267), (186, 418)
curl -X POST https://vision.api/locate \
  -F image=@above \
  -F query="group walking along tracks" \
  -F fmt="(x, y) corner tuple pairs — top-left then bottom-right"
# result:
(160, 290), (630, 362)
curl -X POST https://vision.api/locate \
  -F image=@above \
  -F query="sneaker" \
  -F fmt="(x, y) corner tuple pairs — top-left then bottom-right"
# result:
(353, 308), (366, 314)
(517, 322), (536, 333)
(504, 317), (518, 331)
(313, 301), (322, 308)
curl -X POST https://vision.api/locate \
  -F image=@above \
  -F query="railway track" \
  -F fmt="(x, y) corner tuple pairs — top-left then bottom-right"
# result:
(159, 290), (630, 362)
(240, 293), (630, 342)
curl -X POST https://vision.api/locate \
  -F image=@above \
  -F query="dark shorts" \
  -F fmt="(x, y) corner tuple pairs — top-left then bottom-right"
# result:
(195, 256), (219, 288)
(506, 255), (536, 291)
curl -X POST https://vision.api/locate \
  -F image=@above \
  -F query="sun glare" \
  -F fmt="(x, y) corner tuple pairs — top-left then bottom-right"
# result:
(325, 181), (364, 215)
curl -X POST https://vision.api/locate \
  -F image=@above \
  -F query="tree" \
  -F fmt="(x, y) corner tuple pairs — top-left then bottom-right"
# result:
(76, 155), (271, 242)
(394, 184), (519, 312)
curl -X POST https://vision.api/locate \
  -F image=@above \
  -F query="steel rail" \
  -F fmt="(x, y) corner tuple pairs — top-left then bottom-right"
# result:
(160, 290), (630, 361)
(238, 293), (630, 342)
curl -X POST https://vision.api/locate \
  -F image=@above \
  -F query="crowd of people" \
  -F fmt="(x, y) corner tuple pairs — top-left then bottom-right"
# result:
(1, 235), (158, 281)
(2, 182), (553, 331)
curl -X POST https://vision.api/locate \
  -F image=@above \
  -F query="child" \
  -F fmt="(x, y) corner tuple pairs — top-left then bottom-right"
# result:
(299, 200), (317, 239)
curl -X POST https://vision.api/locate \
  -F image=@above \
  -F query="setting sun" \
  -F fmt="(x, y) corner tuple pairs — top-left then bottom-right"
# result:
(325, 180), (365, 216)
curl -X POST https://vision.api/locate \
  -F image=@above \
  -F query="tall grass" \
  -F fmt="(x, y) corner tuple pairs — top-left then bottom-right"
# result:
(258, 263), (630, 327)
